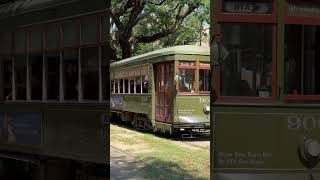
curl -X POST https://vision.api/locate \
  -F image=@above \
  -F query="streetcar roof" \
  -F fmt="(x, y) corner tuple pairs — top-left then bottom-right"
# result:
(0, 0), (75, 20)
(111, 45), (210, 66)
(0, 0), (108, 28)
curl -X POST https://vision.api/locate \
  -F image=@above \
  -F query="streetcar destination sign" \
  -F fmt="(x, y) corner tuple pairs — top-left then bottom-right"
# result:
(223, 1), (272, 14)
(288, 2), (320, 17)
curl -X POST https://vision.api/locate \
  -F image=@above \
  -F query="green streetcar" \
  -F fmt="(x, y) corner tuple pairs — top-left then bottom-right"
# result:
(212, 0), (320, 179)
(111, 45), (210, 136)
(0, 0), (110, 179)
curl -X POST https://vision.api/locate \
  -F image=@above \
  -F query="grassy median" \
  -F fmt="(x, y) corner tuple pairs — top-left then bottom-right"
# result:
(110, 124), (210, 180)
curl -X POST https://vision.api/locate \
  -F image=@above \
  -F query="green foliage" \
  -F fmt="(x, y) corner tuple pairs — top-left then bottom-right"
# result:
(111, 0), (210, 59)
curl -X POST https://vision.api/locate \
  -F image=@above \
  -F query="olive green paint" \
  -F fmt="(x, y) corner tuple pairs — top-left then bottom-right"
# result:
(0, 103), (108, 164)
(111, 46), (210, 132)
(210, 0), (320, 178)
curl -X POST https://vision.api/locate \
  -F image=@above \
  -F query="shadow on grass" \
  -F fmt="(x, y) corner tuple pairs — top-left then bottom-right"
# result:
(111, 147), (208, 180)
(142, 158), (208, 180)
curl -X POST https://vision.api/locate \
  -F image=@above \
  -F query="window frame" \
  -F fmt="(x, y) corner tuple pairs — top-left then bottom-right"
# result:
(0, 12), (109, 103)
(198, 63), (210, 94)
(283, 1), (320, 102)
(177, 61), (197, 95)
(215, 0), (278, 103)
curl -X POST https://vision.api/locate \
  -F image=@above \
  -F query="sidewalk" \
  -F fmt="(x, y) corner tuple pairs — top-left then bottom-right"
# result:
(110, 146), (146, 180)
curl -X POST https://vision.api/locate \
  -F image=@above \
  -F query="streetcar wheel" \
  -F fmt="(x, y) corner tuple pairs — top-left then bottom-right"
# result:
(131, 114), (138, 128)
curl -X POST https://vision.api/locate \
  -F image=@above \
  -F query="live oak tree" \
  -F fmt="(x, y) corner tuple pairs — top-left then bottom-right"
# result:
(111, 0), (203, 60)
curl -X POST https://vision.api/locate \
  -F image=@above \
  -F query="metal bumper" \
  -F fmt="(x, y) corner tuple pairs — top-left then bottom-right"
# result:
(173, 122), (210, 129)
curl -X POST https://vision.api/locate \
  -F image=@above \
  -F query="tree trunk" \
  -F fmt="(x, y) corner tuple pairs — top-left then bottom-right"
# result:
(121, 42), (132, 59)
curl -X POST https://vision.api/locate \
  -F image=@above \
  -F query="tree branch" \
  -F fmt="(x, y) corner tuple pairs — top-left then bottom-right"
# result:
(146, 0), (167, 6)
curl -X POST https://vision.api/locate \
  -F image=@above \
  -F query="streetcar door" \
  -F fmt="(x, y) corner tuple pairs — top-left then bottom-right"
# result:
(155, 62), (174, 123)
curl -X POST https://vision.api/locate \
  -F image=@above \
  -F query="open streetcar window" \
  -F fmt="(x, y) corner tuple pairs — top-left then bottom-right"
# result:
(199, 62), (210, 93)
(14, 31), (26, 54)
(135, 76), (142, 94)
(220, 23), (273, 97)
(119, 79), (123, 93)
(129, 78), (134, 94)
(46, 24), (60, 51)
(0, 32), (12, 55)
(142, 75), (149, 93)
(81, 47), (99, 100)
(179, 69), (196, 93)
(285, 25), (320, 96)
(124, 79), (129, 93)
(29, 27), (43, 52)
(111, 80), (115, 93)
(46, 53), (60, 101)
(101, 45), (109, 101)
(0, 58), (13, 101)
(81, 16), (98, 44)
(15, 56), (27, 100)
(62, 21), (79, 48)
(29, 55), (43, 100)
(63, 49), (79, 101)
(178, 61), (196, 93)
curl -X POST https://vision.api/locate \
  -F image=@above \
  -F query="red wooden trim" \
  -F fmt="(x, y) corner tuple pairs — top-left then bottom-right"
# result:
(285, 16), (320, 25)
(177, 66), (196, 69)
(215, 66), (221, 97)
(199, 66), (210, 70)
(283, 95), (320, 102)
(271, 25), (277, 101)
(178, 92), (197, 95)
(218, 96), (275, 103)
(217, 14), (277, 23)
(199, 91), (210, 94)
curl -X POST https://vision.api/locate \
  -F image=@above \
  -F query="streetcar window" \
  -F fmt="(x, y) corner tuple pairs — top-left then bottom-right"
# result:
(124, 79), (129, 93)
(1, 59), (13, 101)
(81, 16), (98, 44)
(179, 61), (195, 66)
(29, 27), (43, 52)
(111, 80), (115, 93)
(199, 69), (210, 93)
(101, 45), (110, 100)
(63, 49), (78, 100)
(46, 24), (60, 50)
(179, 69), (195, 93)
(63, 21), (79, 47)
(81, 47), (99, 100)
(119, 79), (123, 93)
(135, 76), (142, 94)
(285, 25), (320, 95)
(46, 53), (60, 101)
(15, 56), (27, 100)
(15, 31), (26, 54)
(130, 78), (134, 94)
(142, 75), (149, 93)
(0, 32), (12, 54)
(220, 23), (272, 97)
(114, 80), (118, 93)
(100, 15), (109, 42)
(29, 55), (43, 100)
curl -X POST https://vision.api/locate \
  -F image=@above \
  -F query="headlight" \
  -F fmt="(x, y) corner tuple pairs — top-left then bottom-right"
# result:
(203, 106), (210, 114)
